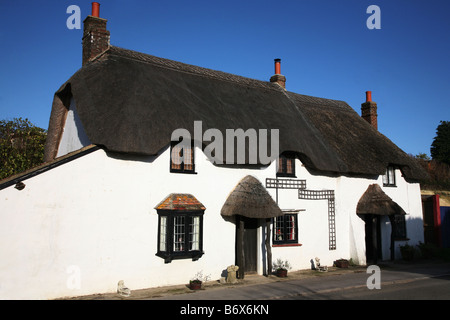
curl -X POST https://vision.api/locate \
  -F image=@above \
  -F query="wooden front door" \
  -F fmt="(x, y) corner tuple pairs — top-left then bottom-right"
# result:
(236, 216), (258, 278)
(364, 214), (382, 264)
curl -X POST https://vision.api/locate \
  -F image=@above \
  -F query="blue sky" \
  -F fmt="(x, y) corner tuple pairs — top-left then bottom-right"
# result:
(1, 0), (449, 157)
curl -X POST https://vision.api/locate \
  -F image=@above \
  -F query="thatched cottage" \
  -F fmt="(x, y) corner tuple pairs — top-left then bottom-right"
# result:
(0, 3), (427, 299)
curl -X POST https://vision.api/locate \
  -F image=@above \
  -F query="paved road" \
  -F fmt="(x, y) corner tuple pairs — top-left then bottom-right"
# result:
(147, 263), (450, 318)
(302, 274), (450, 300)
(150, 261), (450, 300)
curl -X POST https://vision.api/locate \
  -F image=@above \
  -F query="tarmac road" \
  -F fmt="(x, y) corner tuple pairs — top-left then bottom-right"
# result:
(67, 260), (450, 301)
(299, 274), (450, 300)
(147, 260), (450, 300)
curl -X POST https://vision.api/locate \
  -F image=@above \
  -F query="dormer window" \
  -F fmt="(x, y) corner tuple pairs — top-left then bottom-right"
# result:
(382, 165), (396, 187)
(277, 152), (296, 177)
(170, 139), (195, 173)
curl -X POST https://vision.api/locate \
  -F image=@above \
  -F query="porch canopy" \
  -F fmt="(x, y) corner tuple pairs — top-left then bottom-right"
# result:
(221, 175), (283, 219)
(221, 175), (282, 278)
(357, 184), (406, 216)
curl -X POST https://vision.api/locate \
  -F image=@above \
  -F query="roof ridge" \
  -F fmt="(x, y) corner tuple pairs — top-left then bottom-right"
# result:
(108, 46), (281, 91)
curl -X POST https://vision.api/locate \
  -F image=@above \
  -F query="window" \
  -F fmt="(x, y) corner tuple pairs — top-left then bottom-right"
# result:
(170, 139), (195, 173)
(277, 152), (296, 177)
(392, 214), (407, 240)
(155, 194), (205, 263)
(273, 214), (298, 245)
(157, 210), (204, 263)
(382, 165), (396, 186)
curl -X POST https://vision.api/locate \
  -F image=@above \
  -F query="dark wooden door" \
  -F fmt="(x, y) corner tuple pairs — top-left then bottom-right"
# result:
(236, 216), (258, 275)
(364, 215), (382, 264)
(243, 217), (258, 273)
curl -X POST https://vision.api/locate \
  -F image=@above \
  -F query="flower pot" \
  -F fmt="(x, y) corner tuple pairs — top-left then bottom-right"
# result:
(276, 269), (288, 277)
(335, 259), (349, 268)
(189, 281), (202, 290)
(400, 247), (415, 261)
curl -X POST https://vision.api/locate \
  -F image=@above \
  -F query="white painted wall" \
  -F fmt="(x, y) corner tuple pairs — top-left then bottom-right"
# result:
(0, 104), (425, 299)
(56, 100), (91, 158)
(381, 169), (424, 260)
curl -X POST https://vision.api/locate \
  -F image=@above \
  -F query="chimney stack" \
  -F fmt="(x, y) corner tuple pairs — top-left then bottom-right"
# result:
(361, 91), (378, 130)
(270, 58), (286, 89)
(82, 2), (110, 66)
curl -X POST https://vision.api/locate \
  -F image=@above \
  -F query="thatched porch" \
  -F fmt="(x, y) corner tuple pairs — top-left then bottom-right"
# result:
(221, 175), (283, 278)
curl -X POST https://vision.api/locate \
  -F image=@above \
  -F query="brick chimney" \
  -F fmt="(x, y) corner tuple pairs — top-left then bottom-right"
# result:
(82, 2), (110, 66)
(270, 58), (286, 89)
(361, 91), (378, 130)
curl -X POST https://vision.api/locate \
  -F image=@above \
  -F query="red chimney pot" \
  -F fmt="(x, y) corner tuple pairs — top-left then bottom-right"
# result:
(274, 59), (281, 75)
(92, 2), (100, 17)
(366, 91), (372, 102)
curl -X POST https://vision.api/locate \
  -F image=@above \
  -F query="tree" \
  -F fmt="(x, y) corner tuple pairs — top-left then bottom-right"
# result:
(415, 152), (431, 161)
(413, 153), (450, 190)
(0, 118), (47, 180)
(431, 121), (450, 165)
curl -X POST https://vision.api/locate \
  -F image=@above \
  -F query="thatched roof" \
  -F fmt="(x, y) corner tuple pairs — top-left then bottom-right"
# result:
(44, 46), (427, 181)
(155, 193), (205, 211)
(356, 184), (407, 216)
(221, 175), (283, 219)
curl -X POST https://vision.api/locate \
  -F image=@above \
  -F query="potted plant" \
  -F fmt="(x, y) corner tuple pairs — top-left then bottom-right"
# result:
(189, 270), (210, 290)
(272, 258), (292, 277)
(399, 243), (415, 261)
(334, 259), (349, 268)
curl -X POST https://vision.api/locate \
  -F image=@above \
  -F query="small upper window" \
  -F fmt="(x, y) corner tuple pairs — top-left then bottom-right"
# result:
(170, 140), (195, 173)
(382, 165), (396, 186)
(277, 153), (296, 177)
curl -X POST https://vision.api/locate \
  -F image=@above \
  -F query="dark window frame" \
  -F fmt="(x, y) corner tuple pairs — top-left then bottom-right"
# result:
(170, 139), (196, 174)
(273, 214), (298, 245)
(156, 209), (204, 263)
(392, 214), (407, 240)
(383, 165), (396, 187)
(277, 152), (296, 177)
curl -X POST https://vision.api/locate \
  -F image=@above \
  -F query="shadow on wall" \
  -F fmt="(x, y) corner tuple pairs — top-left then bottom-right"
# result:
(356, 215), (425, 263)
(394, 216), (426, 259)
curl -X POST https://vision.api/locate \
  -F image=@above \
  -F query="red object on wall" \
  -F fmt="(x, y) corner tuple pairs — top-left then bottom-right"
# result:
(433, 194), (442, 247)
